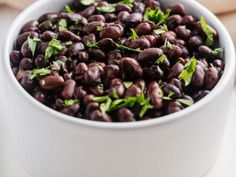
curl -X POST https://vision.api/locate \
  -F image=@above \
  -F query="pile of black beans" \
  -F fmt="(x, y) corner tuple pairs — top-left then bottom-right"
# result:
(10, 0), (225, 122)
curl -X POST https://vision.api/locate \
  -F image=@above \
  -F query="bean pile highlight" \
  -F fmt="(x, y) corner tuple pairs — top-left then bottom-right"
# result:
(10, 0), (225, 122)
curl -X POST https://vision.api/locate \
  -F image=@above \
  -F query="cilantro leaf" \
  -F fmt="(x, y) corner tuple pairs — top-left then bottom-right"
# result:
(97, 5), (115, 13)
(139, 97), (154, 117)
(155, 54), (166, 64)
(144, 7), (171, 25)
(129, 28), (139, 40)
(212, 48), (224, 56)
(96, 26), (103, 31)
(63, 99), (80, 107)
(80, 0), (96, 6)
(123, 81), (133, 88)
(86, 42), (99, 48)
(65, 5), (73, 13)
(119, 0), (134, 7)
(27, 36), (40, 56)
(45, 38), (64, 60)
(176, 99), (194, 106)
(164, 39), (172, 49)
(113, 42), (142, 52)
(178, 56), (197, 86)
(200, 16), (214, 46)
(53, 60), (62, 70)
(29, 68), (51, 80)
(58, 19), (67, 31)
(100, 97), (112, 114)
(153, 28), (166, 35)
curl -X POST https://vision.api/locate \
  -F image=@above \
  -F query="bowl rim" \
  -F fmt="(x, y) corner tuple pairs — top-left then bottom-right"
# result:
(2, 0), (235, 129)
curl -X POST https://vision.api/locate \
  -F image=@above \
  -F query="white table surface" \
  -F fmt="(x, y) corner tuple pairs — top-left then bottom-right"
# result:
(1, 6), (236, 177)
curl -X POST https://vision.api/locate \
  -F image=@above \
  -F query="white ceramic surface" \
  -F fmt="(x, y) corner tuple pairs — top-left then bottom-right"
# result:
(1, 1), (235, 177)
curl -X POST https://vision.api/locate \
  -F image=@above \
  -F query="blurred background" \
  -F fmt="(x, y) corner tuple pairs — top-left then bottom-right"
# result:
(0, 0), (236, 177)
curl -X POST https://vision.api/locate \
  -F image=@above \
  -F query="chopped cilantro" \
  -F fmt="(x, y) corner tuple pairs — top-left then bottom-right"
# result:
(129, 28), (139, 40)
(200, 16), (214, 46)
(63, 99), (80, 107)
(97, 5), (115, 13)
(29, 68), (51, 80)
(144, 7), (171, 25)
(113, 42), (142, 52)
(155, 54), (166, 64)
(27, 36), (40, 56)
(176, 99), (194, 106)
(178, 56), (197, 86)
(123, 81), (133, 88)
(65, 5), (73, 13)
(80, 0), (96, 6)
(212, 48), (224, 56)
(164, 39), (172, 49)
(45, 38), (64, 60)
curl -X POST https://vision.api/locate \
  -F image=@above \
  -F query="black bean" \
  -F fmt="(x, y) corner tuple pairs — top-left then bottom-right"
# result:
(21, 20), (38, 33)
(193, 90), (210, 101)
(117, 11), (130, 22)
(61, 79), (76, 99)
(59, 30), (81, 42)
(125, 85), (142, 97)
(84, 65), (103, 85)
(19, 58), (33, 70)
(88, 15), (105, 22)
(68, 42), (85, 57)
(38, 13), (58, 23)
(126, 37), (151, 50)
(20, 70), (35, 91)
(99, 24), (124, 40)
(169, 3), (185, 16)
(34, 91), (46, 103)
(105, 64), (120, 79)
(205, 67), (219, 89)
(115, 4), (132, 13)
(90, 110), (112, 122)
(192, 65), (205, 87)
(120, 57), (143, 80)
(125, 13), (143, 26)
(61, 104), (80, 116)
(167, 101), (183, 114)
(138, 48), (163, 65)
(144, 65), (164, 81)
(117, 108), (135, 122)
(188, 35), (203, 47)
(167, 15), (182, 29)
(75, 86), (87, 99)
(41, 31), (57, 41)
(135, 22), (154, 36)
(147, 82), (163, 109)
(39, 76), (65, 90)
(10, 50), (21, 65)
(79, 5), (95, 18)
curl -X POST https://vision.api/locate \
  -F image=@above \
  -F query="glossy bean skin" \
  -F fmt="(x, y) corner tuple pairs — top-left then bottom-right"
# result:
(61, 79), (76, 99)
(99, 24), (124, 40)
(120, 57), (143, 80)
(39, 76), (65, 90)
(205, 67), (219, 89)
(117, 108), (135, 122)
(147, 82), (163, 109)
(138, 48), (163, 65)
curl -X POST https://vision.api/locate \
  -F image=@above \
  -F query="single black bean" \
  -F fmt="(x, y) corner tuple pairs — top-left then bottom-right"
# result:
(205, 67), (219, 89)
(169, 3), (185, 16)
(75, 86), (87, 99)
(79, 5), (95, 18)
(41, 31), (57, 41)
(34, 91), (46, 103)
(20, 70), (35, 91)
(61, 104), (80, 116)
(125, 85), (142, 97)
(117, 108), (135, 122)
(138, 48), (163, 65)
(99, 24), (124, 40)
(90, 110), (112, 122)
(167, 101), (183, 114)
(117, 11), (130, 22)
(10, 50), (21, 65)
(88, 15), (105, 22)
(21, 20), (38, 33)
(192, 65), (205, 87)
(19, 58), (33, 70)
(39, 75), (65, 90)
(147, 82), (163, 109)
(61, 79), (76, 99)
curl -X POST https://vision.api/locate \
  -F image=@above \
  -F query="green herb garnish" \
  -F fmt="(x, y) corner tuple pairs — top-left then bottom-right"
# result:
(113, 42), (142, 52)
(97, 5), (115, 13)
(63, 99), (80, 107)
(58, 19), (67, 31)
(45, 38), (64, 60)
(27, 36), (40, 56)
(178, 56), (197, 86)
(65, 5), (73, 13)
(118, 0), (134, 7)
(123, 81), (133, 88)
(53, 60), (62, 70)
(139, 97), (154, 117)
(153, 28), (166, 35)
(163, 90), (175, 101)
(212, 48), (224, 56)
(80, 0), (96, 6)
(144, 7), (171, 25)
(129, 28), (139, 40)
(155, 54), (166, 64)
(86, 42), (99, 48)
(96, 26), (103, 31)
(29, 68), (51, 80)
(164, 39), (172, 49)
(200, 16), (214, 46)
(176, 99), (194, 106)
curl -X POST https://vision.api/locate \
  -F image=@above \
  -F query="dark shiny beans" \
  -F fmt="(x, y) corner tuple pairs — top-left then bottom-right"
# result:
(138, 48), (163, 65)
(90, 110), (112, 122)
(169, 62), (184, 78)
(19, 58), (33, 70)
(125, 13), (143, 26)
(61, 104), (80, 116)
(75, 86), (87, 99)
(83, 21), (105, 33)
(167, 15), (182, 29)
(115, 4), (132, 12)
(192, 65), (205, 87)
(10, 50), (21, 65)
(89, 48), (106, 61)
(108, 50), (122, 65)
(88, 15), (105, 22)
(21, 20), (38, 33)
(126, 37), (151, 50)
(21, 41), (32, 58)
(125, 85), (142, 97)
(104, 13), (117, 22)
(144, 65), (164, 81)
(188, 35), (203, 47)
(198, 45), (213, 57)
(175, 26), (191, 40)
(105, 64), (120, 79)
(193, 90), (210, 102)
(79, 6), (95, 18)
(163, 83), (181, 98)
(98, 38), (116, 51)
(167, 101), (183, 114)
(39, 76), (65, 90)
(61, 79), (76, 99)
(41, 31), (57, 41)
(59, 30), (81, 42)
(82, 33), (96, 44)
(21, 70), (35, 91)
(68, 43), (85, 57)
(147, 82), (163, 109)
(16, 31), (38, 47)
(117, 11), (130, 22)
(85, 102), (100, 116)
(135, 22), (154, 35)
(38, 13), (58, 23)
(144, 35), (157, 47)
(169, 3), (185, 16)
(120, 57), (143, 80)
(110, 78), (125, 98)
(84, 65), (103, 85)
(99, 24), (124, 40)
(117, 108), (135, 122)
(205, 67), (219, 89)
(34, 91), (46, 103)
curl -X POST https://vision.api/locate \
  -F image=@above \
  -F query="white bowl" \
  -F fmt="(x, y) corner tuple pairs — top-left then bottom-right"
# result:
(1, 0), (235, 177)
